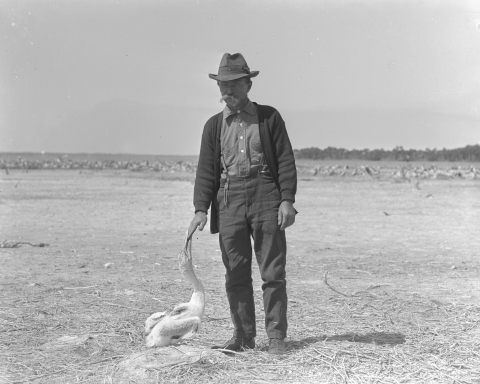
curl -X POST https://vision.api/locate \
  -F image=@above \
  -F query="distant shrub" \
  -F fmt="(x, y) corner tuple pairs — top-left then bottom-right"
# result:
(294, 145), (480, 162)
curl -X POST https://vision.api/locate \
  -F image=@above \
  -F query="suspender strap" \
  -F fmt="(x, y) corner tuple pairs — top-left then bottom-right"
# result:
(220, 155), (230, 207)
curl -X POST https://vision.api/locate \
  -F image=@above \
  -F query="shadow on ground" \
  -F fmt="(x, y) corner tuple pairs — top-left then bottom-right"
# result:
(287, 332), (406, 351)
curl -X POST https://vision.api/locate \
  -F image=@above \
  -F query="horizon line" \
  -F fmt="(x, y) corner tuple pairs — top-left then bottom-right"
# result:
(1, 143), (479, 157)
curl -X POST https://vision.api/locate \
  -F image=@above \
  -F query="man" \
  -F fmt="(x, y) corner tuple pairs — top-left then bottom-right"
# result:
(188, 53), (297, 355)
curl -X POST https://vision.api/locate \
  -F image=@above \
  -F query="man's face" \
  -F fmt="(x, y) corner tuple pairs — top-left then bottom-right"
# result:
(217, 78), (252, 109)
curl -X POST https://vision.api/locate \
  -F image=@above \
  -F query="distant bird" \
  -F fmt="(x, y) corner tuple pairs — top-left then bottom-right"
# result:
(145, 232), (205, 348)
(383, 211), (390, 216)
(364, 166), (374, 177)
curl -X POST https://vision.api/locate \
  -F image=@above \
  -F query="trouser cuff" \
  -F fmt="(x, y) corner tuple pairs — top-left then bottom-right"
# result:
(233, 331), (256, 339)
(267, 331), (286, 339)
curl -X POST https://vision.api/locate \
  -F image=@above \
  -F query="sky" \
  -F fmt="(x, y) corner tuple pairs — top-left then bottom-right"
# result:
(1, 0), (479, 155)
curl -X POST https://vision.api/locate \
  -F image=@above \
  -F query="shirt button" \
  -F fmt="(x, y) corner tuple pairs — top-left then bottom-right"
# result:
(237, 110), (241, 113)
(241, 149), (244, 153)
(239, 136), (243, 139)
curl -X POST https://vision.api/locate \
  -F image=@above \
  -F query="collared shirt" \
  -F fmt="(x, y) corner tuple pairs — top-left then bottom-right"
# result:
(220, 99), (269, 177)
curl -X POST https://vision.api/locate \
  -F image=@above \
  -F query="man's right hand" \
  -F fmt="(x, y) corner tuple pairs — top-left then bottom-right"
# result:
(187, 211), (207, 239)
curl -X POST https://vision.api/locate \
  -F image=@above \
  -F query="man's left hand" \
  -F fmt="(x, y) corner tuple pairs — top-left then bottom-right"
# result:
(278, 200), (296, 231)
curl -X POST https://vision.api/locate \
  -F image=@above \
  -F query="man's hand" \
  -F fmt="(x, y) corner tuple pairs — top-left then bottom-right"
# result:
(187, 211), (207, 239)
(278, 201), (296, 231)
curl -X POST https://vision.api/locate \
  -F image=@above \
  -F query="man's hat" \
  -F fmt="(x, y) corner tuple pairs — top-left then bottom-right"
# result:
(208, 53), (259, 81)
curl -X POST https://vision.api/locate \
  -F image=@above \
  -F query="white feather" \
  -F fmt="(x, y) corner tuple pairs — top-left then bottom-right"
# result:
(145, 232), (205, 348)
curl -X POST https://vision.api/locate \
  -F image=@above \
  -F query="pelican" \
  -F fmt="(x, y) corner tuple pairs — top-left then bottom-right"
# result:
(145, 232), (205, 348)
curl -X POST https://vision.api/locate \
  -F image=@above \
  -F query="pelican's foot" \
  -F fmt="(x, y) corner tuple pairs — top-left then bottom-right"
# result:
(211, 337), (255, 352)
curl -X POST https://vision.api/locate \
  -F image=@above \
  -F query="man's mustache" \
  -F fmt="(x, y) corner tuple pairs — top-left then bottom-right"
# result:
(219, 94), (238, 103)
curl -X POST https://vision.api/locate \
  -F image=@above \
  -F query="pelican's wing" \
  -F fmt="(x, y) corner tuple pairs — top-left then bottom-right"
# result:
(145, 312), (167, 335)
(177, 319), (201, 340)
(169, 303), (190, 317)
(154, 316), (201, 339)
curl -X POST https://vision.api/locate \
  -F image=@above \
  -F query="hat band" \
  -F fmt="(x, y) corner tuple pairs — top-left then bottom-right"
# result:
(218, 65), (251, 76)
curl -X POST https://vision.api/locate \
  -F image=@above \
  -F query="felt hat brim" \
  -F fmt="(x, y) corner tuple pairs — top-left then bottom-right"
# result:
(208, 71), (259, 81)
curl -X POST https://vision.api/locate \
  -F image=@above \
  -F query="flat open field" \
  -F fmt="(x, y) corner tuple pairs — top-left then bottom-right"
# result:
(1, 166), (479, 383)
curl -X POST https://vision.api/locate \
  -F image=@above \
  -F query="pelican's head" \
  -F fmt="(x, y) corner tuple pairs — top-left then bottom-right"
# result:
(178, 247), (192, 270)
(178, 234), (193, 271)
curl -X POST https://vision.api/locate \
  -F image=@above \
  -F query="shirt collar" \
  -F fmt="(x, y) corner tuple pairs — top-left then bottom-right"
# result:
(223, 99), (256, 118)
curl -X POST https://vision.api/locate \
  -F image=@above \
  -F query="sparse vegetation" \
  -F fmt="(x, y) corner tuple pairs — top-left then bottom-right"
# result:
(1, 162), (479, 383)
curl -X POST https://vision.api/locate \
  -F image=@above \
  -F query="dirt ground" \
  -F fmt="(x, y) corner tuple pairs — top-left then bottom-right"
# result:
(1, 168), (479, 383)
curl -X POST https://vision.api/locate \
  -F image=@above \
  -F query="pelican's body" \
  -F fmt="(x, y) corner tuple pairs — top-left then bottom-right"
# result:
(145, 233), (205, 348)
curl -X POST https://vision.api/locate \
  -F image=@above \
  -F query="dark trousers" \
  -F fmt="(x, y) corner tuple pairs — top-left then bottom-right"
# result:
(216, 174), (287, 339)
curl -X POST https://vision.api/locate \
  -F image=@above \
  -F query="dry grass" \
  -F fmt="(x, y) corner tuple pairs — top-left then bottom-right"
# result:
(1, 167), (479, 383)
(118, 285), (480, 384)
(2, 277), (478, 384)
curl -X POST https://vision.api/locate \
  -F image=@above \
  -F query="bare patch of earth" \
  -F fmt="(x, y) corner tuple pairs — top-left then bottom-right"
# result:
(0, 170), (479, 383)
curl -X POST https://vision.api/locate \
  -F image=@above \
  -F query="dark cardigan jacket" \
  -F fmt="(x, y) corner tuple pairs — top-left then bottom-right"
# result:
(193, 102), (297, 234)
